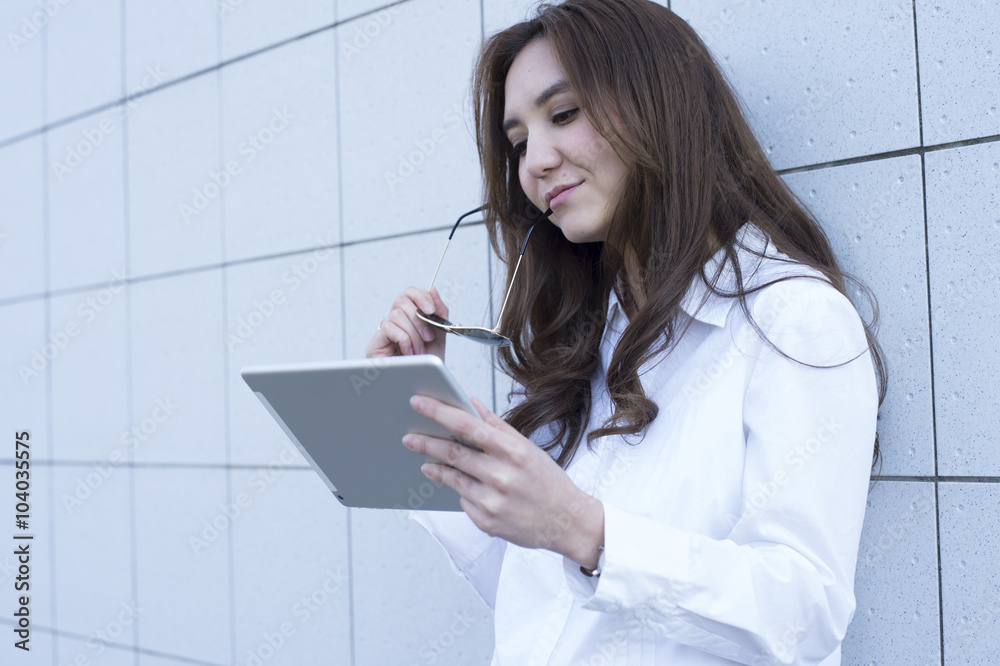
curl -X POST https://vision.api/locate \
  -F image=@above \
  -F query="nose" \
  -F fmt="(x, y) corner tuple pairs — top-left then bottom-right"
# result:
(522, 132), (561, 180)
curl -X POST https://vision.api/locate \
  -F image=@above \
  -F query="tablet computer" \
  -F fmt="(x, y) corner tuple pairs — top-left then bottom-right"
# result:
(240, 355), (480, 511)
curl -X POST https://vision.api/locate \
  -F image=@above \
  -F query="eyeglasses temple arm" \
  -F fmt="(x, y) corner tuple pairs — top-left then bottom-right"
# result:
(493, 207), (552, 332)
(427, 204), (487, 293)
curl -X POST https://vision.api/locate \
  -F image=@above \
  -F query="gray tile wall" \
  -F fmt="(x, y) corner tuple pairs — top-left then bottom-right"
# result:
(0, 0), (995, 664)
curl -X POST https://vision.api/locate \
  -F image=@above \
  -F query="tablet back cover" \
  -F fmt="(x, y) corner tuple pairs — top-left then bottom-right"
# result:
(241, 356), (476, 511)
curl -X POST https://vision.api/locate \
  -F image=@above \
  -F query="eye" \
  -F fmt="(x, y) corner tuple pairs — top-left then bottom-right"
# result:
(508, 108), (579, 158)
(553, 108), (579, 124)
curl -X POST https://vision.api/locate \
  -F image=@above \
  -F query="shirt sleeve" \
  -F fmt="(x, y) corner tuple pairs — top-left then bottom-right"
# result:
(408, 509), (507, 611)
(561, 279), (879, 665)
(406, 377), (529, 611)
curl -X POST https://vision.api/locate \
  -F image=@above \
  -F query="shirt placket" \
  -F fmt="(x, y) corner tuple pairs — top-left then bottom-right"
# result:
(529, 391), (618, 664)
(528, 301), (623, 666)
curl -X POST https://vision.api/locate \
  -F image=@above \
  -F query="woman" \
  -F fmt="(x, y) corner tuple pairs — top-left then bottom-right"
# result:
(366, 0), (885, 663)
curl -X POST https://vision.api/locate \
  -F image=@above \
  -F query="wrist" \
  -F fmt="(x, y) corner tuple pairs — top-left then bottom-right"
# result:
(563, 494), (604, 571)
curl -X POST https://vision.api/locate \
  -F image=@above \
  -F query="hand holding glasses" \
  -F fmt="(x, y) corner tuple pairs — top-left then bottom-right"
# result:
(415, 205), (554, 348)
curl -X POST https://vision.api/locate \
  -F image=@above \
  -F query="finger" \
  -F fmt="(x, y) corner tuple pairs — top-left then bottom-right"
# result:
(422, 461), (486, 504)
(403, 286), (438, 316)
(397, 290), (439, 342)
(386, 307), (426, 355)
(470, 396), (519, 436)
(410, 395), (495, 453)
(380, 318), (418, 356)
(405, 432), (488, 481)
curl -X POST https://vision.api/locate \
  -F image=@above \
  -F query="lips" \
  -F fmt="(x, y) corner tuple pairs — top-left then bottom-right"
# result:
(545, 182), (582, 207)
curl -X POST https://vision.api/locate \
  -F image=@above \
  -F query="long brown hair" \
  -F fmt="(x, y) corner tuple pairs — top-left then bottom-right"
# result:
(472, 0), (886, 475)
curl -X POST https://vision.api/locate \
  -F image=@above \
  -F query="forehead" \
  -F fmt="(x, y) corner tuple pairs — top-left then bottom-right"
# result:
(503, 38), (567, 118)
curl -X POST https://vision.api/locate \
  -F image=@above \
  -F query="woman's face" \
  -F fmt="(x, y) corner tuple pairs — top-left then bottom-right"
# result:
(503, 37), (628, 244)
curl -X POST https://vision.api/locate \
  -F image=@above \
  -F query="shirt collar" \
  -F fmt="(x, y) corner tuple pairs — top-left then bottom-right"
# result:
(606, 222), (781, 329)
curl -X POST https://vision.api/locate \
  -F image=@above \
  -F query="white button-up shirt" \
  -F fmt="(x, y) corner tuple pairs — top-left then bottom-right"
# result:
(409, 223), (878, 665)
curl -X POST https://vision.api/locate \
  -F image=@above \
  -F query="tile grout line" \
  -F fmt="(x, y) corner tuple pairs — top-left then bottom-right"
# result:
(332, 7), (357, 664)
(775, 133), (1000, 177)
(217, 6), (239, 663)
(911, 0), (945, 652)
(912, 0), (925, 150)
(0, 220), (491, 308)
(0, 0), (416, 153)
(120, 1), (142, 663)
(4, 130), (1000, 311)
(907, 1), (944, 660)
(480, 0), (498, 415)
(40, 14), (58, 666)
(934, 481), (945, 664)
(911, 1), (944, 661)
(0, 617), (229, 666)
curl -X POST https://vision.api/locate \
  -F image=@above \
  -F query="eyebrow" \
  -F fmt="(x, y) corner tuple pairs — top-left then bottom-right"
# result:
(502, 79), (571, 135)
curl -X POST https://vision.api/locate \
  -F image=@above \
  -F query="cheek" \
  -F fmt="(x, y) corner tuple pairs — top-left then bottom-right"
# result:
(591, 141), (626, 189)
(573, 121), (609, 165)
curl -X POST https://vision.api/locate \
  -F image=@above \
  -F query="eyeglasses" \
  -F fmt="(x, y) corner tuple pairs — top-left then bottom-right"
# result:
(416, 204), (553, 347)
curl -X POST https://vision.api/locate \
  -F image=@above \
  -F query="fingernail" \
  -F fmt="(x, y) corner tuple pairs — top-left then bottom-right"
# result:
(410, 396), (424, 410)
(422, 328), (435, 342)
(421, 463), (434, 476)
(402, 435), (415, 449)
(423, 300), (434, 313)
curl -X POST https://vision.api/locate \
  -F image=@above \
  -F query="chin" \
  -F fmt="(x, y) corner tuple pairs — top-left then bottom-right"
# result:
(560, 229), (602, 244)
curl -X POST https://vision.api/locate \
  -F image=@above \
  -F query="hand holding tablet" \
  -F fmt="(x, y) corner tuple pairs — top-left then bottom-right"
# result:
(241, 355), (481, 511)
